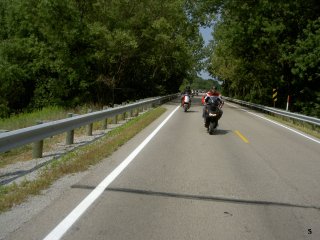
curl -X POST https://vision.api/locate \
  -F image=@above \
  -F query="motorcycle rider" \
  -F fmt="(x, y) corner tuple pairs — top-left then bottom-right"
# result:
(202, 87), (224, 125)
(181, 86), (192, 106)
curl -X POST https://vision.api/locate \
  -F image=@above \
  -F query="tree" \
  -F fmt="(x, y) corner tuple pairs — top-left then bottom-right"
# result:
(0, 0), (204, 115)
(289, 18), (320, 116)
(189, 0), (320, 116)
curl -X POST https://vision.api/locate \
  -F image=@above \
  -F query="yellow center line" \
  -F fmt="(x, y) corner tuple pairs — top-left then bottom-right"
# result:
(234, 130), (249, 143)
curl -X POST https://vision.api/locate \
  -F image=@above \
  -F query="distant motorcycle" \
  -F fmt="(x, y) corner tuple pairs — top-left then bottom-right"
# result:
(182, 94), (191, 112)
(204, 96), (223, 134)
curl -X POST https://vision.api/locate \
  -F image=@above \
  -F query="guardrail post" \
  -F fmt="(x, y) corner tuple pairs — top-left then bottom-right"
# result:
(135, 101), (138, 113)
(155, 99), (160, 107)
(139, 101), (143, 113)
(66, 113), (74, 145)
(87, 109), (93, 136)
(134, 101), (139, 116)
(103, 106), (108, 129)
(32, 121), (44, 158)
(122, 102), (126, 120)
(113, 105), (118, 124)
(130, 108), (134, 118)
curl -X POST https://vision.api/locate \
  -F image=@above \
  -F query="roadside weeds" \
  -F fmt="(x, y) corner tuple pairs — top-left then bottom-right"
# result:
(266, 114), (320, 139)
(0, 107), (166, 213)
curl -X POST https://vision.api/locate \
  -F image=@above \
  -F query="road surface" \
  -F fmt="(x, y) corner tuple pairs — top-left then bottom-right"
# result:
(5, 96), (320, 240)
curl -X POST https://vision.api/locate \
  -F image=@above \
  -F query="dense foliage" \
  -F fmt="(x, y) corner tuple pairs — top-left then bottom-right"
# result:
(189, 0), (320, 117)
(0, 0), (205, 117)
(2, 0), (319, 118)
(179, 76), (220, 92)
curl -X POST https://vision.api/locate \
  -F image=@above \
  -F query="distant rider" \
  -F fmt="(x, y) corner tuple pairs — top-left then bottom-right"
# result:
(181, 86), (192, 106)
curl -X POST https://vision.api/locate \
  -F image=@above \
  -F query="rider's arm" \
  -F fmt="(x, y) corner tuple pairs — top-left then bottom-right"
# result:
(201, 95), (206, 105)
(218, 96), (224, 108)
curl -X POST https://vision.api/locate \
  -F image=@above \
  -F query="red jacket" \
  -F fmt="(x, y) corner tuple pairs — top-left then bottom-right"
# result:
(201, 91), (221, 105)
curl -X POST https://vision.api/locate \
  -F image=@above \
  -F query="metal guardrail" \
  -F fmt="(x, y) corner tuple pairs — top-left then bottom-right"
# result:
(224, 97), (320, 126)
(0, 94), (178, 154)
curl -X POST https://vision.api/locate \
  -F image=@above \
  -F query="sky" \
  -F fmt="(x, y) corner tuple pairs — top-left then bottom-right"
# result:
(198, 26), (213, 80)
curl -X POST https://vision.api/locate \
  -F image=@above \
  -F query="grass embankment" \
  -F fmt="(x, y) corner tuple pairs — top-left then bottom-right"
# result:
(266, 114), (320, 139)
(0, 105), (92, 167)
(0, 105), (103, 131)
(0, 106), (69, 130)
(0, 105), (130, 168)
(0, 107), (166, 213)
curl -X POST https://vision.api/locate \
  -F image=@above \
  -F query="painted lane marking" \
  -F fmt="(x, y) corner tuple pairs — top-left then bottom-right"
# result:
(225, 102), (320, 144)
(234, 130), (249, 143)
(43, 105), (180, 240)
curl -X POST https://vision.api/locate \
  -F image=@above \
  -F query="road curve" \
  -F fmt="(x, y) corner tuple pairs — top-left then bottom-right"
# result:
(5, 96), (320, 240)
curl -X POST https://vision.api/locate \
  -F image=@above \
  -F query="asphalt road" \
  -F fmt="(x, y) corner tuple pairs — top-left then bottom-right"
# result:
(6, 96), (320, 240)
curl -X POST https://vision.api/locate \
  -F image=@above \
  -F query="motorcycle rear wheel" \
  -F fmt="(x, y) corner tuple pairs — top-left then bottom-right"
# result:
(184, 104), (188, 112)
(208, 121), (217, 135)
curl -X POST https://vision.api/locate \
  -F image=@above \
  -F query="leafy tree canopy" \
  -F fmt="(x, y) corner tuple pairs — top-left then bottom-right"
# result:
(188, 0), (320, 117)
(0, 0), (205, 117)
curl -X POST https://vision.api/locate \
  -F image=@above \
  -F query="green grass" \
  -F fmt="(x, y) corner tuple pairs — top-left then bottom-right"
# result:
(0, 104), (106, 131)
(0, 106), (67, 130)
(265, 114), (320, 139)
(0, 107), (166, 213)
(0, 105), (138, 168)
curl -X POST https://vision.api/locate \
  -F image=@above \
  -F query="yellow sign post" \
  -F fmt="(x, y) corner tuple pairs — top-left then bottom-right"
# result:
(272, 88), (277, 107)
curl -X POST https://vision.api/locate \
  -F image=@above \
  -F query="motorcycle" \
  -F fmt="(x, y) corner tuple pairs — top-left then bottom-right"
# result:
(204, 96), (223, 134)
(182, 94), (191, 112)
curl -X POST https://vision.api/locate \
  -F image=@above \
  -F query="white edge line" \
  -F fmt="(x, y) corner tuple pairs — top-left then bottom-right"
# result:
(225, 102), (320, 144)
(43, 105), (180, 240)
